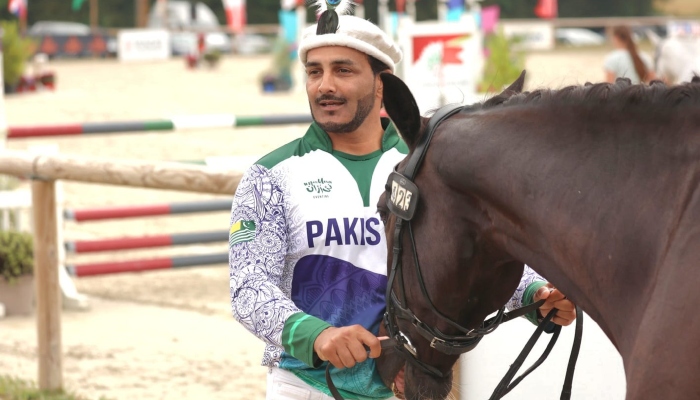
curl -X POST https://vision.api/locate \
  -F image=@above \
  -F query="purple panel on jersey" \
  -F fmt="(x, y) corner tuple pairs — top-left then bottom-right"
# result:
(291, 255), (387, 332)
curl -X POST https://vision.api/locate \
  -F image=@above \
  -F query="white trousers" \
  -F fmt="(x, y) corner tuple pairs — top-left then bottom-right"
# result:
(266, 367), (400, 400)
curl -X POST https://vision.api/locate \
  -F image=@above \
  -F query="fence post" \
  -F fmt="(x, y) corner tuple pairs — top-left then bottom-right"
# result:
(31, 178), (63, 391)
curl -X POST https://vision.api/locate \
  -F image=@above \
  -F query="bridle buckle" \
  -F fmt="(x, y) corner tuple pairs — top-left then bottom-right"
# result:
(430, 336), (446, 349)
(399, 331), (418, 357)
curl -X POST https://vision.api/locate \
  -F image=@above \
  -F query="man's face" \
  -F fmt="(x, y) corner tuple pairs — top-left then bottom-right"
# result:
(305, 46), (380, 134)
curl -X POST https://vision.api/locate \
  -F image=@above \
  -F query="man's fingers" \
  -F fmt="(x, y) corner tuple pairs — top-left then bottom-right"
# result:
(358, 330), (382, 359)
(314, 325), (386, 369)
(552, 315), (575, 326)
(336, 347), (357, 369)
(348, 341), (370, 365)
(544, 289), (567, 302)
(534, 286), (551, 301)
(324, 351), (343, 369)
(551, 298), (575, 310)
(555, 309), (576, 320)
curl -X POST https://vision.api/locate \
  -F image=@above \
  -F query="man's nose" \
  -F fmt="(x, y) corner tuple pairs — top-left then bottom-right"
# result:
(318, 73), (336, 93)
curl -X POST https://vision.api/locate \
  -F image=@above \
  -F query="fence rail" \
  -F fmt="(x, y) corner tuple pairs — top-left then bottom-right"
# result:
(0, 150), (244, 391)
(0, 150), (241, 195)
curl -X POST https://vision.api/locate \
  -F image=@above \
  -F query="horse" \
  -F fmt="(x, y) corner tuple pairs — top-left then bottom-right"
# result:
(647, 29), (700, 85)
(373, 72), (700, 400)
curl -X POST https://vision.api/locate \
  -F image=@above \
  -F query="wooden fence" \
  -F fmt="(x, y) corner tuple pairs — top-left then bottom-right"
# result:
(0, 150), (243, 390)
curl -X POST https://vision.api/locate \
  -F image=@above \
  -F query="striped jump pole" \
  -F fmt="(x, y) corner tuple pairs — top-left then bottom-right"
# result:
(64, 199), (232, 221)
(65, 230), (228, 253)
(66, 253), (229, 277)
(7, 113), (313, 139)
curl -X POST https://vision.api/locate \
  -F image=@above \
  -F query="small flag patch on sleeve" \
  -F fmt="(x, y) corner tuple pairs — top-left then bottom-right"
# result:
(230, 220), (256, 246)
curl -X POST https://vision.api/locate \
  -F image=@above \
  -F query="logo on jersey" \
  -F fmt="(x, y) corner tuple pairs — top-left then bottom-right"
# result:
(304, 178), (333, 199)
(306, 217), (381, 248)
(230, 220), (256, 246)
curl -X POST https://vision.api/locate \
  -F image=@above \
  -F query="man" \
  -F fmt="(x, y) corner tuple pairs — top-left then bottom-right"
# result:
(229, 6), (576, 399)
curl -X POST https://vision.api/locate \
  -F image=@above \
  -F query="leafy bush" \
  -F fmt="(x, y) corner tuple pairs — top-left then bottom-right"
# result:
(479, 29), (525, 93)
(203, 49), (222, 68)
(1, 20), (35, 87)
(0, 230), (33, 283)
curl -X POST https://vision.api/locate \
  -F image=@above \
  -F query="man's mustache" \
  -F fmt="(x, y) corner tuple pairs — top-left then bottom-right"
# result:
(316, 95), (346, 105)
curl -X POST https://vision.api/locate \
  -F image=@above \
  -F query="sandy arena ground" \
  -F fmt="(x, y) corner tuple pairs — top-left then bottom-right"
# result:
(0, 46), (609, 400)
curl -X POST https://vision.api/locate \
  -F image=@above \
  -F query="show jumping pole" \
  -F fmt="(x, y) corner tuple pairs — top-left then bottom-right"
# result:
(65, 230), (228, 253)
(66, 253), (229, 277)
(7, 113), (313, 139)
(63, 198), (232, 221)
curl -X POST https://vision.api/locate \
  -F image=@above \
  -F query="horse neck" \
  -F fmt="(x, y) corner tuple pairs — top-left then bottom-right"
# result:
(434, 107), (699, 353)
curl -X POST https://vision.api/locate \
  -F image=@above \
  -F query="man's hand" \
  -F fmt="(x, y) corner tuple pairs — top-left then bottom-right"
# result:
(533, 283), (577, 326)
(314, 325), (382, 369)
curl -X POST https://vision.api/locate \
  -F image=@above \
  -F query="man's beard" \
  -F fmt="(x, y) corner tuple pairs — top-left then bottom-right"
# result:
(311, 84), (376, 134)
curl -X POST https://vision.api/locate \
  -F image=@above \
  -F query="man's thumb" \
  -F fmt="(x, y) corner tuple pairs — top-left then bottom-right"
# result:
(535, 286), (550, 301)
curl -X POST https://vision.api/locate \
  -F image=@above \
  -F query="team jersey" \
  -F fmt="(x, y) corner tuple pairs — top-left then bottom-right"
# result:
(229, 119), (547, 399)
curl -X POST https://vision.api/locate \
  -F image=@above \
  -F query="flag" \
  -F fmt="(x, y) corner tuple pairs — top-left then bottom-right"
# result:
(480, 5), (500, 35)
(396, 0), (405, 13)
(446, 0), (463, 21)
(229, 220), (256, 246)
(279, 9), (297, 44)
(534, 0), (557, 19)
(71, 0), (85, 11)
(222, 0), (246, 34)
(8, 0), (26, 17)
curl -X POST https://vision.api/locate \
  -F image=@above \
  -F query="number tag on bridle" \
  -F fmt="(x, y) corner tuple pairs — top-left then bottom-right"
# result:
(386, 171), (419, 221)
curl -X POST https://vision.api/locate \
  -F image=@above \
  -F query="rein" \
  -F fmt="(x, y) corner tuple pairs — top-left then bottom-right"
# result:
(325, 104), (583, 399)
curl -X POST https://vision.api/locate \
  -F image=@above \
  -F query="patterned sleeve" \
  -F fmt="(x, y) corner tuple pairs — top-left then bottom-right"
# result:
(505, 264), (546, 311)
(229, 164), (301, 349)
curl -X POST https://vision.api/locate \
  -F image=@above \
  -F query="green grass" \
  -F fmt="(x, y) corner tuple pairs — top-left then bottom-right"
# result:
(0, 376), (110, 400)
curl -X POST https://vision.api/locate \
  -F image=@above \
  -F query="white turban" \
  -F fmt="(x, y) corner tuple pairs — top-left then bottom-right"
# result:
(298, 15), (403, 73)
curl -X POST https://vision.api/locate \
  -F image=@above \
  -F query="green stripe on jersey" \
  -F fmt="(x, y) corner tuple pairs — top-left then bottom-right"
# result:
(333, 149), (383, 207)
(282, 312), (332, 367)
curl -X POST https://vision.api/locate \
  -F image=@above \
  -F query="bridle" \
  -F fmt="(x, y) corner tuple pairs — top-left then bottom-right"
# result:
(381, 104), (583, 396)
(383, 104), (502, 377)
(326, 104), (583, 400)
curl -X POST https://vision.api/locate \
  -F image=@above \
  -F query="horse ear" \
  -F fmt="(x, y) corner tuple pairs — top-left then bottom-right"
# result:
(504, 70), (526, 93)
(380, 72), (422, 148)
(484, 70), (527, 107)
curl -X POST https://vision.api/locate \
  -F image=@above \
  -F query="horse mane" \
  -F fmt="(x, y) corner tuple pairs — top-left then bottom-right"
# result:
(476, 76), (700, 111)
(413, 75), (700, 142)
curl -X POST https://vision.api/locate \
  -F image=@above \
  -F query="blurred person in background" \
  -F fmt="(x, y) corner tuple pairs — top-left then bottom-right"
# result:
(604, 25), (657, 84)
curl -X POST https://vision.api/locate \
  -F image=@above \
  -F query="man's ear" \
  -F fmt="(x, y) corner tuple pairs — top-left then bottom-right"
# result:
(376, 72), (387, 96)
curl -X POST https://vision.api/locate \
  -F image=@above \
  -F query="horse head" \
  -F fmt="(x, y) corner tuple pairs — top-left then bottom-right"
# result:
(375, 72), (529, 399)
